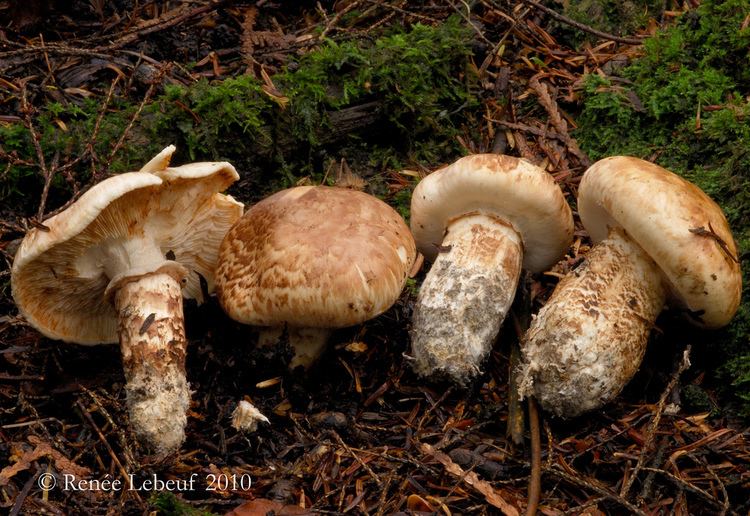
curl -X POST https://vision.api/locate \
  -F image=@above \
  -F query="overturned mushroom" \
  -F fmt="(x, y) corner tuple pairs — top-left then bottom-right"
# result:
(519, 156), (742, 417)
(11, 146), (244, 452)
(216, 185), (416, 370)
(409, 154), (574, 384)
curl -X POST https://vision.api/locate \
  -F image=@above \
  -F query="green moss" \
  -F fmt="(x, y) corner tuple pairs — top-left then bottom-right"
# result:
(575, 0), (750, 415)
(0, 18), (475, 210)
(681, 384), (717, 414)
(150, 492), (217, 516)
(404, 277), (419, 298)
(392, 187), (414, 223)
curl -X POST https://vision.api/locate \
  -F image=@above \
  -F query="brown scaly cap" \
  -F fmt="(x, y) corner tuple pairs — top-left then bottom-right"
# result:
(216, 186), (416, 328)
(410, 154), (574, 272)
(578, 156), (742, 328)
(11, 147), (243, 344)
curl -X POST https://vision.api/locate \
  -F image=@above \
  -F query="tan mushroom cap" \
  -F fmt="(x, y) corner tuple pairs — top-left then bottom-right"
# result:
(410, 154), (574, 272)
(11, 149), (243, 344)
(216, 186), (416, 328)
(578, 156), (742, 328)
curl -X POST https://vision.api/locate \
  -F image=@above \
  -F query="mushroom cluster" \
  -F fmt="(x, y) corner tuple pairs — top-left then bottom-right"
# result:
(408, 154), (573, 384)
(10, 147), (742, 453)
(519, 156), (742, 417)
(216, 185), (416, 370)
(11, 146), (243, 453)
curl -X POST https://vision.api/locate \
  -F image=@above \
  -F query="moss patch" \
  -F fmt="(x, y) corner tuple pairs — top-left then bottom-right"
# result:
(0, 17), (476, 212)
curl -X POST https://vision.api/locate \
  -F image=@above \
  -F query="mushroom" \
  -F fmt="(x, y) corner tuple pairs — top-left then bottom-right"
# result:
(215, 185), (416, 370)
(519, 156), (742, 417)
(11, 146), (244, 452)
(409, 154), (574, 384)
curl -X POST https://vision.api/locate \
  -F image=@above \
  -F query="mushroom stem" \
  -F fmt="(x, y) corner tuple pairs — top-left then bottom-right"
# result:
(519, 227), (667, 417)
(410, 213), (523, 384)
(258, 327), (332, 370)
(114, 272), (190, 453)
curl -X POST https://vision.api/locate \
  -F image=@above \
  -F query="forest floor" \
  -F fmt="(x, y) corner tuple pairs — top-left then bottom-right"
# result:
(1, 1), (749, 515)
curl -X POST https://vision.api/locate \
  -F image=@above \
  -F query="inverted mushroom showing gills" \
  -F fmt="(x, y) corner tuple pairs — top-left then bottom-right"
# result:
(11, 146), (244, 453)
(216, 186), (416, 370)
(409, 154), (574, 384)
(519, 156), (742, 418)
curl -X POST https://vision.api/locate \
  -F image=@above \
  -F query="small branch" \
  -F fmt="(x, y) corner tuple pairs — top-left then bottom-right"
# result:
(620, 345), (692, 498)
(102, 1), (230, 51)
(0, 374), (45, 381)
(9, 466), (40, 516)
(517, 0), (644, 45)
(320, 1), (363, 39)
(0, 45), (118, 61)
(42, 77), (122, 219)
(0, 1), (231, 61)
(75, 399), (141, 503)
(546, 464), (649, 516)
(525, 396), (541, 516)
(105, 67), (165, 170)
(528, 77), (590, 167)
(58, 76), (119, 175)
(508, 274), (532, 446)
(506, 336), (525, 446)
(446, 0), (494, 46)
(641, 467), (725, 511)
(19, 83), (53, 221)
(361, 0), (440, 23)
(689, 455), (731, 515)
(689, 223), (740, 263)
(419, 442), (520, 516)
(330, 430), (382, 486)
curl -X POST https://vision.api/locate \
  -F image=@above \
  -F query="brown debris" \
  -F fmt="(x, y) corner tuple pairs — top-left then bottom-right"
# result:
(418, 443), (520, 515)
(0, 436), (91, 486)
(226, 498), (313, 516)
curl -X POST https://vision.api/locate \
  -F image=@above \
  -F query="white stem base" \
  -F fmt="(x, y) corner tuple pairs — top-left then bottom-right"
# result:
(519, 228), (666, 417)
(115, 273), (190, 453)
(410, 214), (523, 385)
(258, 326), (332, 371)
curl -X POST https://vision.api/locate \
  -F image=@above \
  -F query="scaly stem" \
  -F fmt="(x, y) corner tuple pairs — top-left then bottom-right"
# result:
(519, 227), (666, 417)
(115, 272), (189, 453)
(410, 213), (523, 384)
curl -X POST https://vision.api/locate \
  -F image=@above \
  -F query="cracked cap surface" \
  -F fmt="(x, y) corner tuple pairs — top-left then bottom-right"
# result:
(216, 186), (416, 328)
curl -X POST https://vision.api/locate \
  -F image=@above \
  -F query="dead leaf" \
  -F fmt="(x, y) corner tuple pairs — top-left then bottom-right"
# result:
(407, 493), (434, 512)
(344, 341), (368, 353)
(0, 435), (91, 486)
(260, 67), (289, 108)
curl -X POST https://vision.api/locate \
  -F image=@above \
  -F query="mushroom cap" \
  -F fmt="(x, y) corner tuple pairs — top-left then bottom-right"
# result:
(410, 154), (574, 272)
(11, 147), (244, 344)
(578, 156), (742, 328)
(216, 186), (416, 328)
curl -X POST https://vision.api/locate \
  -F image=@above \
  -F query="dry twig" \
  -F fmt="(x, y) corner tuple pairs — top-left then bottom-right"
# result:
(620, 345), (692, 499)
(419, 442), (520, 515)
(516, 0), (644, 45)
